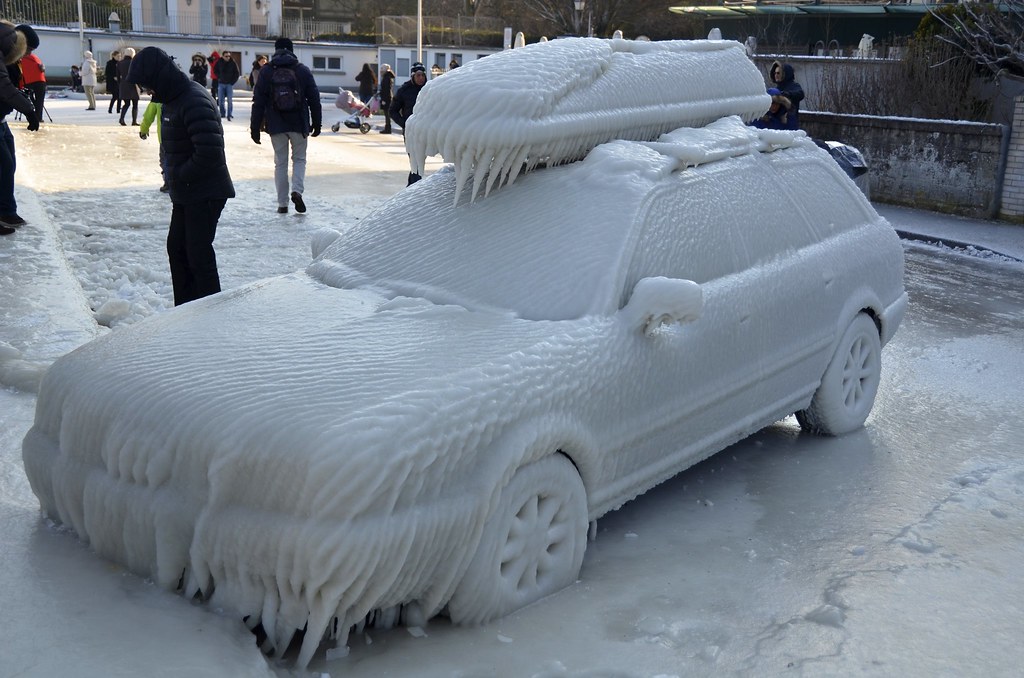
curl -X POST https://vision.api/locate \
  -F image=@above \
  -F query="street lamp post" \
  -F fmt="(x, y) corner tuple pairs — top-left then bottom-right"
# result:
(573, 0), (584, 37)
(76, 0), (84, 57)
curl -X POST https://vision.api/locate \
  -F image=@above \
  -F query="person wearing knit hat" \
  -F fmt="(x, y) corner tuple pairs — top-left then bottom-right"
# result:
(274, 37), (294, 53)
(81, 50), (98, 110)
(389, 62), (427, 185)
(0, 21), (40, 234)
(15, 24), (38, 51)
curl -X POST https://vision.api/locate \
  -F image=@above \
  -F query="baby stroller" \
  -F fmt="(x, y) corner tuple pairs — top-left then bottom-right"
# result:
(331, 88), (379, 134)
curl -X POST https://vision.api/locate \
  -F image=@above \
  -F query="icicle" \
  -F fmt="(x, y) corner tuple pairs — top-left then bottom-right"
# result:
(484, 145), (515, 197)
(469, 150), (491, 203)
(406, 38), (769, 204)
(504, 145), (530, 187)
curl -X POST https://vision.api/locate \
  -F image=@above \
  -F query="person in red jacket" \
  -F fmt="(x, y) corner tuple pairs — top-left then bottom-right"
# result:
(17, 33), (45, 124)
(207, 51), (220, 100)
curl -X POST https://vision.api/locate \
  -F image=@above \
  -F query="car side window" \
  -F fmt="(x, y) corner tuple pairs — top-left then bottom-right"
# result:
(769, 154), (875, 239)
(623, 154), (815, 304)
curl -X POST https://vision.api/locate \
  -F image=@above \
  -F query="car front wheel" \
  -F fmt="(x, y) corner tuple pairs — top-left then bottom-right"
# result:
(797, 312), (882, 436)
(447, 454), (587, 625)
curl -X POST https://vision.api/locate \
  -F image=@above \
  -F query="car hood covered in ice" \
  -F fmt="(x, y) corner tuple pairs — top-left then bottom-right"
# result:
(22, 270), (617, 654)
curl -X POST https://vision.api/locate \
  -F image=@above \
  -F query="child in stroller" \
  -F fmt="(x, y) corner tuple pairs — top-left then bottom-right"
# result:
(332, 88), (380, 134)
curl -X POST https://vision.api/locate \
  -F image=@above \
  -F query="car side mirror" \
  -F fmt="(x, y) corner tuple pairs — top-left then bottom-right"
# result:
(622, 277), (703, 337)
(311, 228), (342, 259)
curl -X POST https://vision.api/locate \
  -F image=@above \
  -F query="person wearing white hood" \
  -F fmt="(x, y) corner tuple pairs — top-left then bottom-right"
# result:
(81, 50), (97, 110)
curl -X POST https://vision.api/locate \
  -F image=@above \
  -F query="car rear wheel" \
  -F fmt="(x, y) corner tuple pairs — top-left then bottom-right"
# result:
(447, 454), (587, 625)
(797, 312), (881, 436)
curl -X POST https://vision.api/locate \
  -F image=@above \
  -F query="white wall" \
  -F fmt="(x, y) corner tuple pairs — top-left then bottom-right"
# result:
(28, 26), (377, 94)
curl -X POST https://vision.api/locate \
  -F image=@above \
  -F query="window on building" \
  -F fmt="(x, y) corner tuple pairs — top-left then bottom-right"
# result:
(214, 0), (237, 28)
(312, 55), (345, 72)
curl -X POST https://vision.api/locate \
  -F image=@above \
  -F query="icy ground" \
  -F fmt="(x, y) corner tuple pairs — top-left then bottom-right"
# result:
(2, 98), (1024, 677)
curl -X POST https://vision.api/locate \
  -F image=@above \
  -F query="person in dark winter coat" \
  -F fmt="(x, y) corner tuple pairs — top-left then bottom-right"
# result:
(770, 61), (804, 129)
(378, 64), (395, 134)
(117, 47), (139, 126)
(249, 54), (267, 89)
(355, 62), (376, 104)
(16, 26), (45, 124)
(189, 53), (207, 86)
(249, 37), (322, 214)
(126, 46), (235, 306)
(0, 21), (40, 235)
(105, 49), (121, 114)
(390, 61), (427, 185)
(214, 51), (240, 120)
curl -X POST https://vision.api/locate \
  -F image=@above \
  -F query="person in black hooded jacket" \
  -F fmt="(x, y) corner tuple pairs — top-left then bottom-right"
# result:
(126, 46), (235, 305)
(770, 61), (804, 129)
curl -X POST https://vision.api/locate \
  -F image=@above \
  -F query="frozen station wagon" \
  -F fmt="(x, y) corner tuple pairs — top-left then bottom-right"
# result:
(23, 39), (906, 665)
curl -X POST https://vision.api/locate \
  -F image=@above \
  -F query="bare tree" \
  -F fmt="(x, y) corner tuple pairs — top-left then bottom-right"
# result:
(927, 0), (1024, 78)
(816, 38), (991, 121)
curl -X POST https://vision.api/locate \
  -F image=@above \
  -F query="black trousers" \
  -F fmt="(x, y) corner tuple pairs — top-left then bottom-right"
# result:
(26, 82), (46, 120)
(381, 96), (393, 131)
(167, 198), (226, 305)
(119, 98), (138, 124)
(108, 88), (120, 113)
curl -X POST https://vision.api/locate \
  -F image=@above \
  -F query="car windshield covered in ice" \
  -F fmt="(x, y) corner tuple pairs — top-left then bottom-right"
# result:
(22, 38), (907, 668)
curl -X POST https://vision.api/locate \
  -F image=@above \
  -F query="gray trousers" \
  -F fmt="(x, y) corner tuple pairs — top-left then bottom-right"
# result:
(270, 131), (307, 207)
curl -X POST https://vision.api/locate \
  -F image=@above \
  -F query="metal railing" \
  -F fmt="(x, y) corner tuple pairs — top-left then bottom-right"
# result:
(0, 0), (131, 29)
(1, 2), (501, 45)
(377, 15), (505, 47)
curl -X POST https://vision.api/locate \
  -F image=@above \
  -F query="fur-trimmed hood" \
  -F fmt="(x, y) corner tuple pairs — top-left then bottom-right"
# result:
(0, 21), (28, 65)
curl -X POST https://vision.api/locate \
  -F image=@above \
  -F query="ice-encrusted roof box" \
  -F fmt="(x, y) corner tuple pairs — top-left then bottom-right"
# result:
(22, 38), (906, 667)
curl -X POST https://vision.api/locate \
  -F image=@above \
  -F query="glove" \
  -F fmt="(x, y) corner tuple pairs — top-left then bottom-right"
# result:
(139, 131), (148, 140)
(251, 129), (261, 144)
(310, 125), (321, 138)
(25, 110), (39, 132)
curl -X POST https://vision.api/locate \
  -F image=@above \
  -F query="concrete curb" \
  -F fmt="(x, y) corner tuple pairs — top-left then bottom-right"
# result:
(895, 229), (1024, 263)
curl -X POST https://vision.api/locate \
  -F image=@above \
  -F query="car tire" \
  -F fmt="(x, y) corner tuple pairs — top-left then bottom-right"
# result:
(797, 312), (882, 436)
(446, 454), (587, 625)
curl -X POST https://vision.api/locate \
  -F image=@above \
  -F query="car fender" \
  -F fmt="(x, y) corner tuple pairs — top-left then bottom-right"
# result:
(467, 415), (600, 518)
(829, 286), (886, 354)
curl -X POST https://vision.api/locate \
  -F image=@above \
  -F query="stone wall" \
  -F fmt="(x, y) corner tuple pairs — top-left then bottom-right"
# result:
(801, 111), (1009, 220)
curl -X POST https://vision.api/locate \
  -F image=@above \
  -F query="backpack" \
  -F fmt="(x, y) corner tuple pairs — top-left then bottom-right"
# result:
(270, 65), (300, 112)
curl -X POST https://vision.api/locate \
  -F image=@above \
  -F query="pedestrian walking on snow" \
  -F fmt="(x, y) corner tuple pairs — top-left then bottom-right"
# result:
(378, 64), (395, 134)
(81, 50), (98, 109)
(214, 51), (240, 120)
(118, 47), (139, 126)
(249, 37), (322, 215)
(390, 61), (427, 185)
(105, 50), (121, 114)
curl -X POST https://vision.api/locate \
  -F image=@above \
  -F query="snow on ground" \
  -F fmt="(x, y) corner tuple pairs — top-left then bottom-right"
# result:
(2, 96), (1024, 678)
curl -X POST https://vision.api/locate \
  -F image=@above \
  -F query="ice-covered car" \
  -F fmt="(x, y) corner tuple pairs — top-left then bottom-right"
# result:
(22, 40), (906, 667)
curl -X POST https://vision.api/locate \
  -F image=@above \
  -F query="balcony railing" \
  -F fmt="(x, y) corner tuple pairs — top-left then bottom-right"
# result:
(0, 0), (131, 30)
